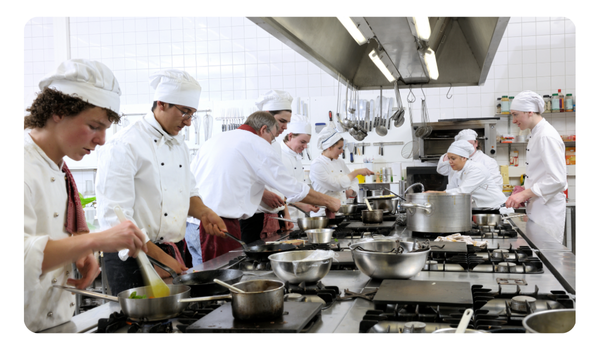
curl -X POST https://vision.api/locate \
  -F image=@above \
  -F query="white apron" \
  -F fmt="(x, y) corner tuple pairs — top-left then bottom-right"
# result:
(309, 155), (358, 217)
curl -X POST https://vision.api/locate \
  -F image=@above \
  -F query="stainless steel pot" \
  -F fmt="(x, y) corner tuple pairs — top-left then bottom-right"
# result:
(304, 228), (335, 243)
(349, 240), (429, 279)
(297, 216), (329, 230)
(268, 250), (333, 283)
(522, 309), (575, 333)
(402, 193), (472, 233)
(362, 209), (383, 223)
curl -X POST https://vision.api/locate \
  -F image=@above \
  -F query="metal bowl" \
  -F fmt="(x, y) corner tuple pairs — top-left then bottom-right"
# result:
(297, 216), (329, 230)
(349, 240), (429, 279)
(337, 204), (359, 215)
(268, 250), (333, 284)
(522, 309), (575, 333)
(304, 228), (335, 244)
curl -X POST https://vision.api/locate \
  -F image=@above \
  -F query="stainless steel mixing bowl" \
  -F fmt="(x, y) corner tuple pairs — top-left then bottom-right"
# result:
(268, 250), (333, 283)
(349, 240), (429, 279)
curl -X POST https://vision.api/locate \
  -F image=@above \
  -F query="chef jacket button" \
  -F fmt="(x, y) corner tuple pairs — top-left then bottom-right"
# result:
(179, 165), (182, 168)
(65, 271), (70, 276)
(160, 237), (164, 241)
(161, 163), (164, 166)
(47, 312), (53, 317)
(51, 278), (57, 283)
(50, 177), (55, 182)
(70, 303), (75, 307)
(154, 140), (157, 143)
(164, 213), (168, 216)
(53, 213), (59, 218)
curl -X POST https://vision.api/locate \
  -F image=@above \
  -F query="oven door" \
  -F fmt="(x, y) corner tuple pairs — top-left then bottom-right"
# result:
(406, 166), (448, 192)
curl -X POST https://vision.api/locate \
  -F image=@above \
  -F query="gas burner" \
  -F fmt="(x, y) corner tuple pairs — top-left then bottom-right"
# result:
(509, 296), (537, 314)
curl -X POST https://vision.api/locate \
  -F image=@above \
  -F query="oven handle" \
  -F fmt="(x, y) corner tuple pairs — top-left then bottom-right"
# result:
(401, 202), (432, 214)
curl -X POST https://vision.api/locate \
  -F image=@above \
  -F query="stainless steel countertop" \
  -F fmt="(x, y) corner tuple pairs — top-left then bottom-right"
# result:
(43, 216), (576, 333)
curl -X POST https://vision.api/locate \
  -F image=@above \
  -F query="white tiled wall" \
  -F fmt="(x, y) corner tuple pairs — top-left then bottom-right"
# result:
(23, 16), (577, 200)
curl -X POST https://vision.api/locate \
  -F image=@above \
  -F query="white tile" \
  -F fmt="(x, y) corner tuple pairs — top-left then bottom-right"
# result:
(257, 50), (269, 64)
(270, 75), (283, 90)
(257, 63), (270, 76)
(535, 20), (551, 36)
(258, 76), (271, 90)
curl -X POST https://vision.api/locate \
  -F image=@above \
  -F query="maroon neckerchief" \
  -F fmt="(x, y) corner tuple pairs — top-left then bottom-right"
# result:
(62, 162), (90, 234)
(237, 124), (258, 135)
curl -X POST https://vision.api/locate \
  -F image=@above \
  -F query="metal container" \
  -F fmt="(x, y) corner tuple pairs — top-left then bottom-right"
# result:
(304, 228), (335, 244)
(522, 310), (575, 333)
(432, 328), (489, 333)
(229, 280), (285, 321)
(268, 250), (333, 283)
(338, 204), (359, 215)
(349, 240), (429, 279)
(403, 193), (472, 233)
(297, 216), (329, 230)
(367, 198), (394, 213)
(362, 209), (383, 223)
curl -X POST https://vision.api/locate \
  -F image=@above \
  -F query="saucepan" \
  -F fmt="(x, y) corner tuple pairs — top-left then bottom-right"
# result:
(180, 279), (285, 321)
(53, 284), (193, 321)
(362, 209), (384, 224)
(270, 216), (330, 230)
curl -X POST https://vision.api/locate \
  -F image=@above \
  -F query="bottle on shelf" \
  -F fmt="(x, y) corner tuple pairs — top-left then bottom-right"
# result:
(551, 93), (560, 113)
(565, 94), (574, 112)
(496, 97), (502, 114)
(543, 95), (552, 113)
(509, 96), (514, 110)
(501, 96), (510, 114)
(558, 89), (565, 112)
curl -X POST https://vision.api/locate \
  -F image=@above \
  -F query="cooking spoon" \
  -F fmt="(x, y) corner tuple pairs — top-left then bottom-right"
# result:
(224, 231), (249, 251)
(375, 88), (388, 136)
(213, 279), (246, 294)
(114, 205), (170, 298)
(456, 308), (473, 333)
(365, 198), (373, 211)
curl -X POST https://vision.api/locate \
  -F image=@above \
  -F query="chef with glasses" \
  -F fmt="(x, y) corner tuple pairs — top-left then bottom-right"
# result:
(96, 69), (226, 295)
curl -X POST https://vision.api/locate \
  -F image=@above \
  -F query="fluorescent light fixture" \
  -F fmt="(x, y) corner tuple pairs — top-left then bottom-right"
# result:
(423, 48), (439, 80)
(337, 17), (368, 45)
(369, 50), (395, 82)
(412, 17), (431, 41)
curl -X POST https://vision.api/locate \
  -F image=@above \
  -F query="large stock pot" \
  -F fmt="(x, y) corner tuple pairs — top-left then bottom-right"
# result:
(401, 193), (472, 233)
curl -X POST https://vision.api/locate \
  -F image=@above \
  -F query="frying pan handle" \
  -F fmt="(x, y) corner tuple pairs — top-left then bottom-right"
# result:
(147, 256), (179, 279)
(179, 294), (232, 303)
(224, 232), (249, 250)
(53, 285), (119, 302)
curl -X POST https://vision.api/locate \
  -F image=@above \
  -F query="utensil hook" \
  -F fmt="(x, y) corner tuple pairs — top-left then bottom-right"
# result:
(407, 85), (416, 103)
(420, 85), (426, 101)
(446, 84), (453, 99)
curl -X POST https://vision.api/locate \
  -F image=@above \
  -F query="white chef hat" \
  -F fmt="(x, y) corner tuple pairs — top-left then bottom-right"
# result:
(149, 69), (202, 110)
(316, 124), (343, 151)
(455, 129), (478, 141)
(447, 140), (474, 158)
(287, 114), (312, 135)
(38, 59), (121, 114)
(511, 90), (545, 114)
(255, 90), (293, 111)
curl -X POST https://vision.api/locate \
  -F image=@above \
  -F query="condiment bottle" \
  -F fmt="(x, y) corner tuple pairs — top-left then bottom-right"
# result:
(558, 89), (565, 112)
(508, 96), (514, 111)
(496, 97), (502, 114)
(551, 93), (560, 112)
(565, 93), (574, 112)
(543, 95), (552, 113)
(501, 96), (510, 114)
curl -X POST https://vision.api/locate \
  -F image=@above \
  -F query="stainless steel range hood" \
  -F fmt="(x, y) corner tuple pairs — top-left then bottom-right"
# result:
(247, 17), (509, 90)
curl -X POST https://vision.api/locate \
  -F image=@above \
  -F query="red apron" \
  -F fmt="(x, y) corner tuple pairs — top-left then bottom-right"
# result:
(200, 218), (242, 261)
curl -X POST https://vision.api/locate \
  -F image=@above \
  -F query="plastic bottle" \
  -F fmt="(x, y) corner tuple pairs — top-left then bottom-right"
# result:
(551, 93), (560, 112)
(543, 95), (552, 113)
(508, 96), (514, 111)
(565, 93), (574, 112)
(496, 98), (502, 114)
(501, 96), (510, 114)
(558, 89), (565, 112)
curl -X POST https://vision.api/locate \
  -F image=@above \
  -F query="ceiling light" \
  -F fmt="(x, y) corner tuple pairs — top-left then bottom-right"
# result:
(423, 48), (439, 80)
(337, 17), (368, 45)
(369, 50), (395, 82)
(412, 17), (431, 41)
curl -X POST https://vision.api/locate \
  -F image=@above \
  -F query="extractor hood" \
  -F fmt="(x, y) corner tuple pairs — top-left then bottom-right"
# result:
(247, 17), (509, 90)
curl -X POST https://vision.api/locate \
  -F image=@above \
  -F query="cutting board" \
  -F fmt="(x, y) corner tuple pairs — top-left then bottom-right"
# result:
(373, 280), (473, 308)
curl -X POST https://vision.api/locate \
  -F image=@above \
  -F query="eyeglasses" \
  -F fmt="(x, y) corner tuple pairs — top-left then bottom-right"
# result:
(174, 105), (197, 121)
(267, 127), (277, 144)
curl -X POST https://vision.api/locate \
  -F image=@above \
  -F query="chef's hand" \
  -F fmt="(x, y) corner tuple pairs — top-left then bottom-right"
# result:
(351, 168), (375, 177)
(506, 188), (534, 208)
(94, 221), (148, 257)
(325, 197), (341, 215)
(153, 255), (188, 278)
(262, 190), (285, 209)
(292, 202), (320, 213)
(67, 253), (100, 290)
(199, 207), (228, 238)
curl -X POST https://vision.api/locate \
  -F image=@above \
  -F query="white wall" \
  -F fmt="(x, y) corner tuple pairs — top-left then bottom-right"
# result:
(23, 16), (577, 201)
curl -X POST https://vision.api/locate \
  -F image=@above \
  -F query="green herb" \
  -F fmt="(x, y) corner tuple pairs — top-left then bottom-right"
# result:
(78, 192), (96, 207)
(128, 291), (148, 299)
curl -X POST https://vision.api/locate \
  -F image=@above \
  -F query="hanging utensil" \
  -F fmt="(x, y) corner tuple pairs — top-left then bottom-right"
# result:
(393, 81), (406, 127)
(376, 87), (387, 136)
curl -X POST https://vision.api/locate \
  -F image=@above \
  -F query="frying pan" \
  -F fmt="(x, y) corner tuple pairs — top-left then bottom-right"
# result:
(148, 257), (243, 297)
(223, 233), (298, 260)
(53, 284), (193, 321)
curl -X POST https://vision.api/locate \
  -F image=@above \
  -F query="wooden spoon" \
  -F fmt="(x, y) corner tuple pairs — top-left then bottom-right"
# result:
(365, 198), (373, 211)
(213, 279), (246, 294)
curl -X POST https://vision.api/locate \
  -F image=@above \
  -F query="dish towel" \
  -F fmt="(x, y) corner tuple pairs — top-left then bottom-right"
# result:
(62, 163), (89, 234)
(434, 233), (488, 248)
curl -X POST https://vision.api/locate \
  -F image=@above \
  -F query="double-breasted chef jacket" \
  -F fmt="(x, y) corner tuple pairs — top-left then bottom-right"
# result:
(280, 140), (309, 221)
(445, 160), (507, 210)
(438, 150), (503, 190)
(522, 118), (567, 244)
(309, 154), (358, 217)
(24, 131), (76, 332)
(96, 112), (199, 244)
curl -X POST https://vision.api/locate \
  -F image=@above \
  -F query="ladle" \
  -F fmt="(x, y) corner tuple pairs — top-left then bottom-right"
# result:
(213, 278), (246, 294)
(456, 308), (473, 333)
(375, 87), (388, 136)
(224, 232), (249, 251)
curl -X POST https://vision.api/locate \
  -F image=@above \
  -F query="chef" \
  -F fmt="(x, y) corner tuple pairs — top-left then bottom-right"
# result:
(309, 125), (375, 217)
(427, 140), (506, 210)
(189, 111), (341, 261)
(280, 114), (319, 223)
(505, 90), (567, 244)
(95, 69), (226, 295)
(239, 90), (295, 243)
(437, 129), (503, 190)
(24, 59), (148, 332)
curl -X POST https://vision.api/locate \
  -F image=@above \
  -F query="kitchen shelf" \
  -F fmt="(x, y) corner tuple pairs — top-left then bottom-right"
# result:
(495, 112), (576, 118)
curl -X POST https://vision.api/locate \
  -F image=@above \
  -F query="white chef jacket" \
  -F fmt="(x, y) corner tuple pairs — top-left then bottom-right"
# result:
(96, 112), (199, 244)
(280, 140), (308, 221)
(523, 118), (567, 244)
(438, 150), (503, 190)
(309, 155), (358, 217)
(189, 129), (310, 221)
(445, 160), (506, 210)
(256, 140), (286, 215)
(24, 131), (76, 332)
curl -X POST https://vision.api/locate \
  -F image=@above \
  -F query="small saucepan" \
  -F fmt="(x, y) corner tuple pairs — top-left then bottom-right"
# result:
(180, 279), (285, 321)
(362, 209), (384, 224)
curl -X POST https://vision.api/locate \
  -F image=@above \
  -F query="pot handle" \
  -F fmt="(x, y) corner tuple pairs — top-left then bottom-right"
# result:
(401, 202), (432, 214)
(179, 294), (232, 303)
(53, 285), (119, 302)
